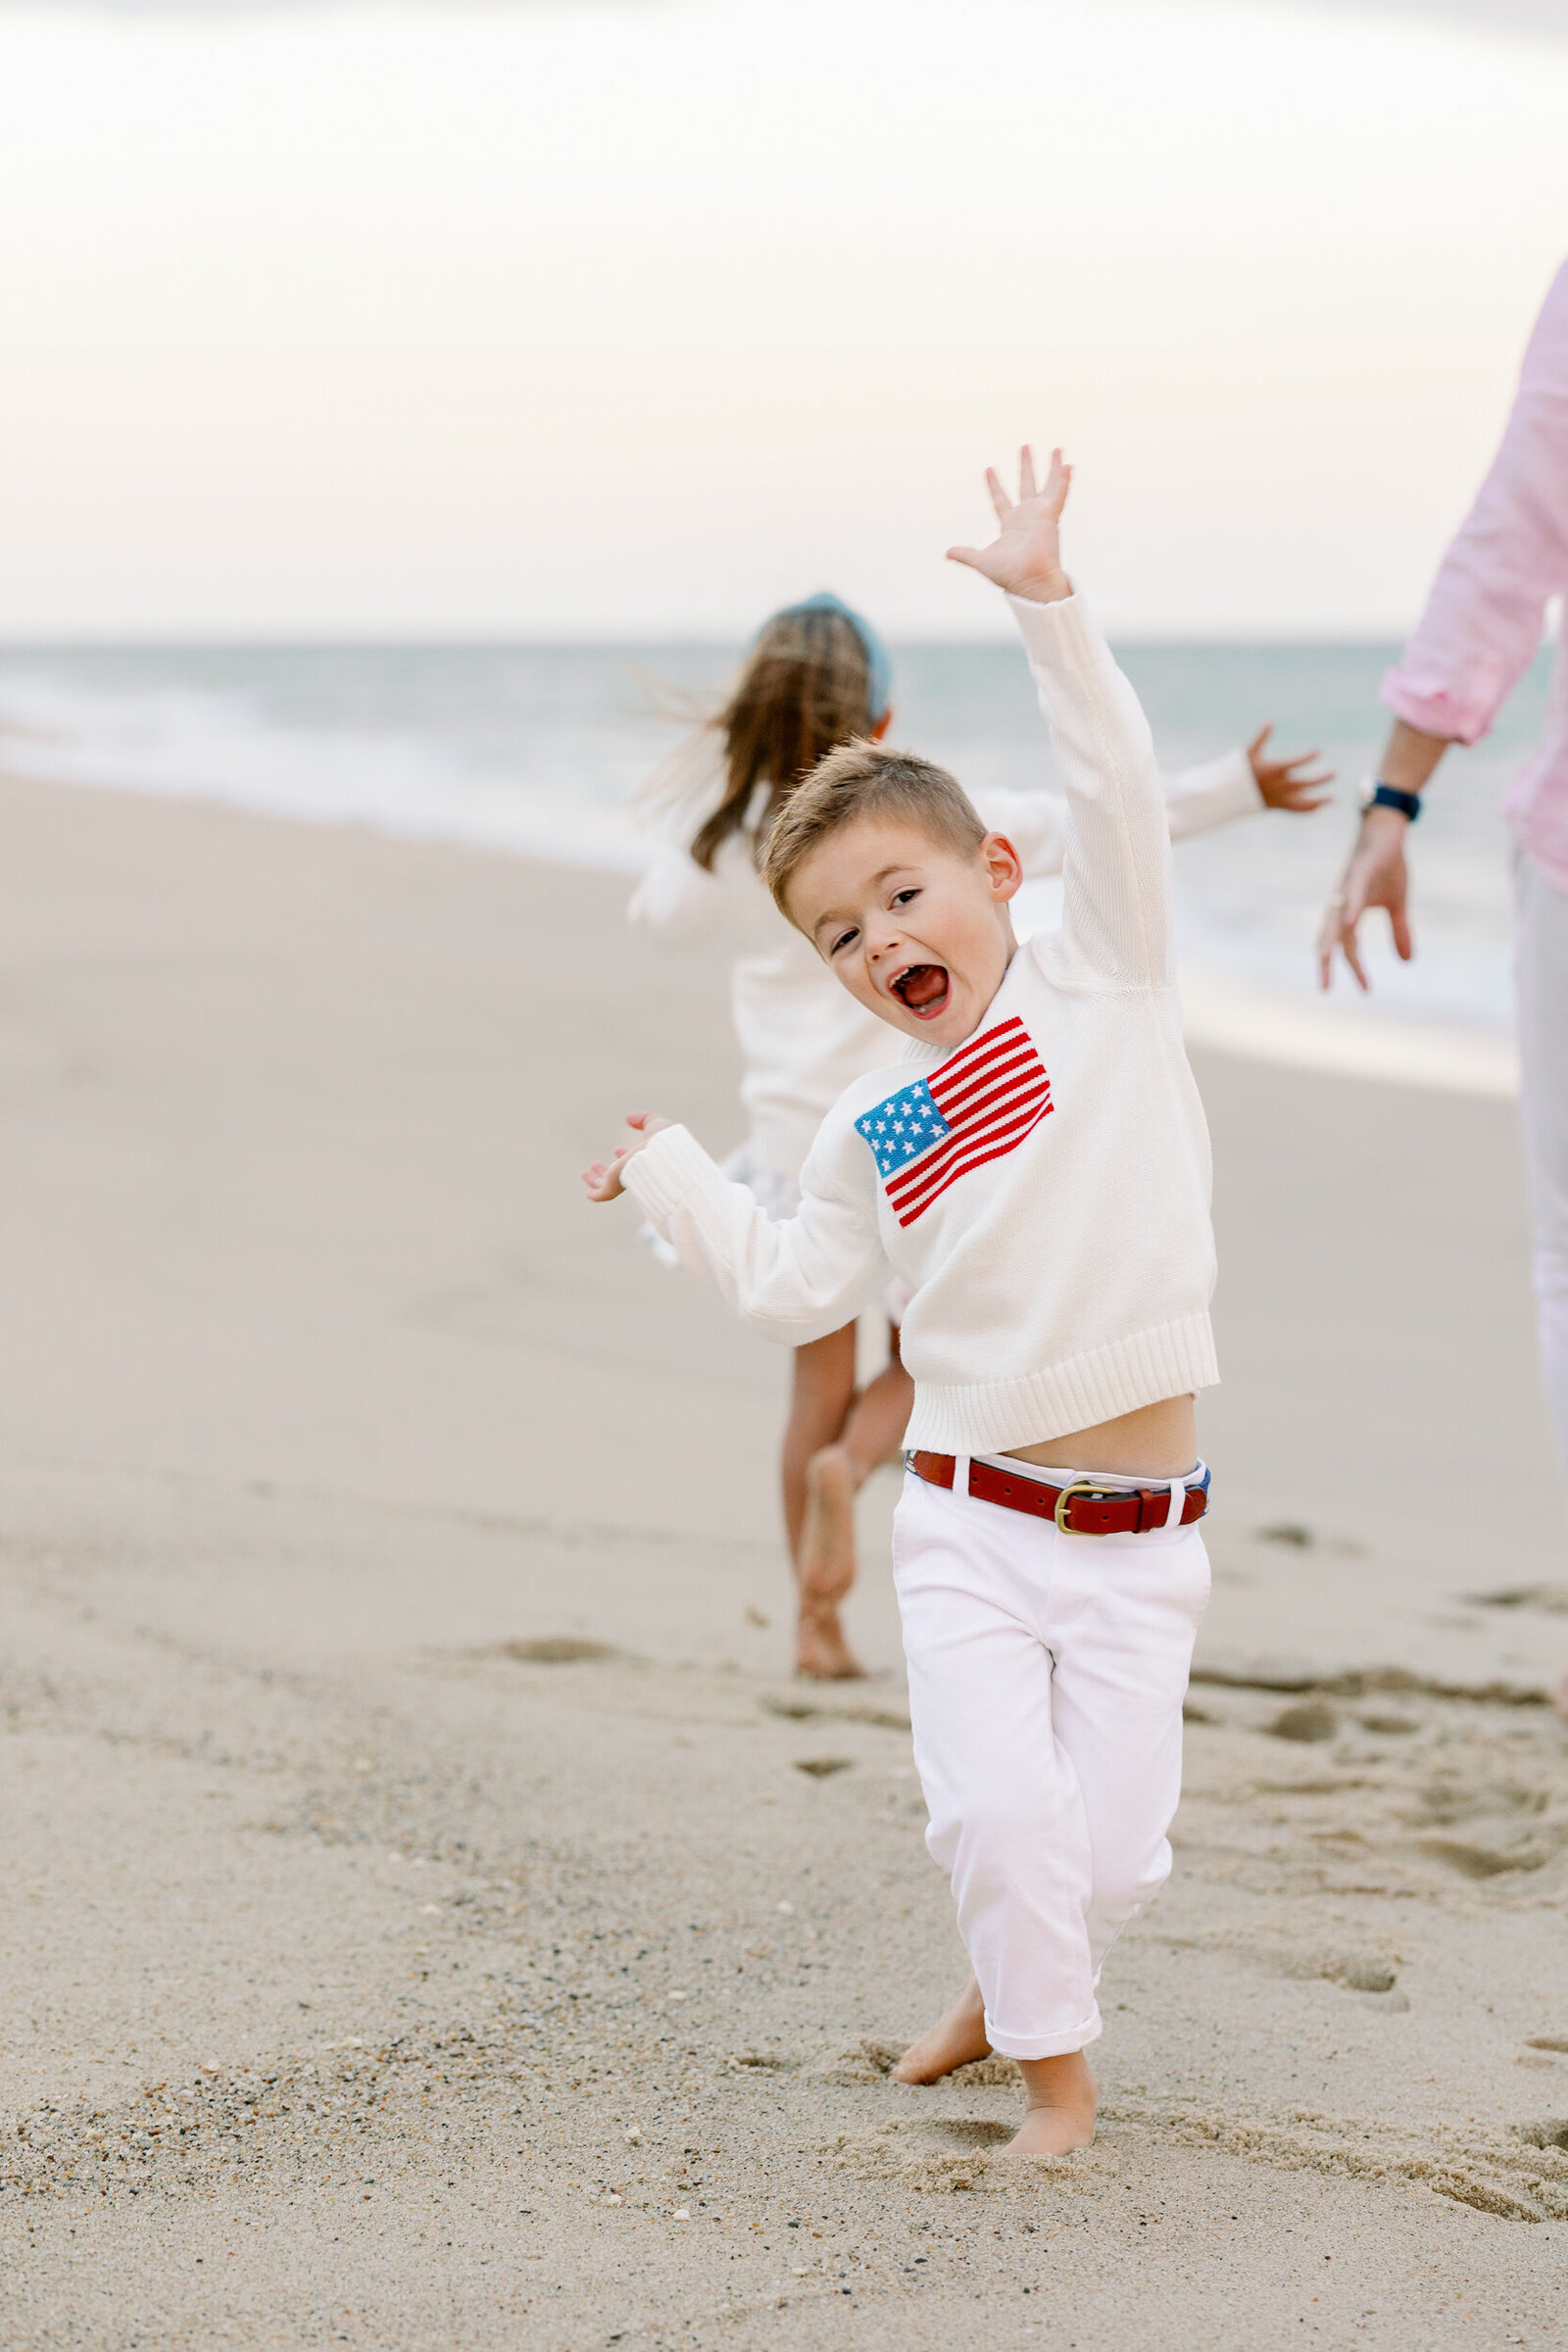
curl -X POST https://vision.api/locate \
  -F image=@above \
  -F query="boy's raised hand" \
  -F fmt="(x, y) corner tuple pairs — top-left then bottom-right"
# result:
(948, 446), (1073, 606)
(581, 1111), (671, 1202)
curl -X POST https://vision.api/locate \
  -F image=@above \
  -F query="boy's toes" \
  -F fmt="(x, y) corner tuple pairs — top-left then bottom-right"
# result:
(890, 1997), (992, 2084)
(1003, 2108), (1096, 2158)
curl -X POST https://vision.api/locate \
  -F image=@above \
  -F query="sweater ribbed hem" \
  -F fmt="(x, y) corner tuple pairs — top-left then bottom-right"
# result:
(905, 1312), (1220, 1454)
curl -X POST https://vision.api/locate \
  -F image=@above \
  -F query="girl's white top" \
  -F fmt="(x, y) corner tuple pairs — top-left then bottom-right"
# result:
(623, 595), (1220, 1456)
(629, 710), (1257, 1185)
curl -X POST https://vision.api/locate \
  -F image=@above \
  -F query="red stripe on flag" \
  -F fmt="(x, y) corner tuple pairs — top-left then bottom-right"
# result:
(888, 1101), (1054, 1226)
(931, 1058), (1048, 1132)
(932, 1049), (1040, 1121)
(885, 1080), (1052, 1213)
(878, 1015), (1054, 1227)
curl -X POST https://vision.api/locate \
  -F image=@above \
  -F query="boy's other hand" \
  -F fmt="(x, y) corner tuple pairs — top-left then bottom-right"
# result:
(1247, 724), (1334, 811)
(948, 446), (1073, 606)
(581, 1111), (671, 1202)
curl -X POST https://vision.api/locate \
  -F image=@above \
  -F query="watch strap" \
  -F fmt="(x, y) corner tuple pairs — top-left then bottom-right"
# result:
(1362, 779), (1422, 822)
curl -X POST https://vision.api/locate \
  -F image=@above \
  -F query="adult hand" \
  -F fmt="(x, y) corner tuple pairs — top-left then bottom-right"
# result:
(1317, 807), (1413, 992)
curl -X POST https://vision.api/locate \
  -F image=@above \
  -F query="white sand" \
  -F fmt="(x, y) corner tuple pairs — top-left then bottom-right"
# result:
(3, 771), (1568, 2348)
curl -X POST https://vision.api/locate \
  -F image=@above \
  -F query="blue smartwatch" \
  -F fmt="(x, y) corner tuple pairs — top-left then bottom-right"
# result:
(1358, 778), (1422, 822)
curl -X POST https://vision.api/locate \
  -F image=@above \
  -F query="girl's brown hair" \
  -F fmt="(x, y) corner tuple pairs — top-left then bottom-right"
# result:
(689, 606), (877, 873)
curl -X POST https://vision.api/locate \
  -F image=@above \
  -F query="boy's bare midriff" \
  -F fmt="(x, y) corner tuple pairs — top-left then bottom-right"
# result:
(1005, 1393), (1198, 1479)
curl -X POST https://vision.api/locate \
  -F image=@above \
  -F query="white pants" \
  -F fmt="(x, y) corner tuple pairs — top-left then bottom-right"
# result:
(1516, 849), (1568, 1486)
(892, 1461), (1210, 2060)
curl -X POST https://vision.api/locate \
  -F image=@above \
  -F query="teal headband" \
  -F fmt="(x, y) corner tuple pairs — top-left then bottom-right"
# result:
(769, 591), (892, 723)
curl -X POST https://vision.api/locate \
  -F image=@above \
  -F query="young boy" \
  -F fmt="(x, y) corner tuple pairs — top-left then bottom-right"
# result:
(583, 450), (1216, 2155)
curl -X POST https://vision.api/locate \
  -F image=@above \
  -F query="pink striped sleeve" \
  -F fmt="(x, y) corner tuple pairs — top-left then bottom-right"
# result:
(1382, 261), (1568, 746)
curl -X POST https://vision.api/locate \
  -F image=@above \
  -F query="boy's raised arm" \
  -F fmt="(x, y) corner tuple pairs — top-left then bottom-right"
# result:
(949, 449), (1175, 991)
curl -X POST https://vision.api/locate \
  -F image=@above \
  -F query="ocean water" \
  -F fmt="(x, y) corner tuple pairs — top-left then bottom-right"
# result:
(0, 636), (1553, 1080)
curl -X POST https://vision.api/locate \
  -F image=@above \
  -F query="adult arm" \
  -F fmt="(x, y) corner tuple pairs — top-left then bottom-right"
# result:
(1321, 260), (1568, 988)
(1385, 259), (1568, 748)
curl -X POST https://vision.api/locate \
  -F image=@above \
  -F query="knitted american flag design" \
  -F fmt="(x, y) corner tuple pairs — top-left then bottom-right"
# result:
(854, 1014), (1054, 1228)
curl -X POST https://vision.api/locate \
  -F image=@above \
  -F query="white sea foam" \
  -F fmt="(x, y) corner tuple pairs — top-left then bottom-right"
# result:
(0, 665), (652, 873)
(1176, 965), (1519, 1098)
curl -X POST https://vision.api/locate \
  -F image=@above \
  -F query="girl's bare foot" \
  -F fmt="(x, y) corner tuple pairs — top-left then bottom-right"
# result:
(795, 1598), (864, 1681)
(892, 1973), (991, 2083)
(1006, 2050), (1097, 2155)
(799, 1444), (858, 1606)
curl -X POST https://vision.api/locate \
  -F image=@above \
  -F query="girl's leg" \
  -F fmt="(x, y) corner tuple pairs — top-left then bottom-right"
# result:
(782, 1324), (860, 1678)
(798, 1322), (914, 1626)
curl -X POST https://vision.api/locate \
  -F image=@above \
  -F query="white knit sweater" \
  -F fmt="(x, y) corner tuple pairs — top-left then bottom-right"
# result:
(623, 593), (1219, 1454)
(629, 726), (1258, 1185)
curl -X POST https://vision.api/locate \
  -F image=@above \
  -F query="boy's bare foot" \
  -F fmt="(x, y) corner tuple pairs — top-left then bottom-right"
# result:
(799, 1444), (858, 1606)
(892, 1974), (991, 2082)
(795, 1599), (864, 1681)
(1006, 2050), (1097, 2155)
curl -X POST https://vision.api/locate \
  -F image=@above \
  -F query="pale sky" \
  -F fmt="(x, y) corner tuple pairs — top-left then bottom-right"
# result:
(0, 0), (1565, 638)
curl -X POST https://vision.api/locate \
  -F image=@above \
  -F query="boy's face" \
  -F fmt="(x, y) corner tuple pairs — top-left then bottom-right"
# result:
(786, 817), (1023, 1052)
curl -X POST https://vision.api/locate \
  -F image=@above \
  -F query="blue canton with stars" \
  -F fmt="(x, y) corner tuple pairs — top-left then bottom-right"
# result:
(854, 1081), (953, 1176)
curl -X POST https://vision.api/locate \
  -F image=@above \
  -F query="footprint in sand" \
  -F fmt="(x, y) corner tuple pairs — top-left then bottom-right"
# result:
(502, 1637), (616, 1664)
(824, 2122), (1119, 2193)
(1268, 1702), (1339, 1744)
(1419, 1837), (1549, 1880)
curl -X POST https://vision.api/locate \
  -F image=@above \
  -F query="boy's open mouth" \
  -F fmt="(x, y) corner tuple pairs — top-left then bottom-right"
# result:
(891, 963), (951, 1017)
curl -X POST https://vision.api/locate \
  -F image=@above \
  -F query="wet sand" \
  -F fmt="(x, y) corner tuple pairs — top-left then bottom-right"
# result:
(3, 769), (1568, 2348)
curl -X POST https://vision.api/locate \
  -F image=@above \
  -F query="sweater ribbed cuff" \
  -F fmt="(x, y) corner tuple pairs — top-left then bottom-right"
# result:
(1006, 588), (1089, 666)
(1202, 745), (1264, 822)
(619, 1123), (720, 1228)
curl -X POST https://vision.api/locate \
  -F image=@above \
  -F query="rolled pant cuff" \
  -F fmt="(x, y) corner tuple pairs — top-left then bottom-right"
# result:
(985, 2007), (1102, 2062)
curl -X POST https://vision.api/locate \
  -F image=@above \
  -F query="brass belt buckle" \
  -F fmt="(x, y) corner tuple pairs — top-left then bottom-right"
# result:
(1053, 1477), (1108, 1535)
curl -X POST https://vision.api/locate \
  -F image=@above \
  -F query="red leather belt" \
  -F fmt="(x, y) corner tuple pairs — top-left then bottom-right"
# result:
(906, 1450), (1209, 1536)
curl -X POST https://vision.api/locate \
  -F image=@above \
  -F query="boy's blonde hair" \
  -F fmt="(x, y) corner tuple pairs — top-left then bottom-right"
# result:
(762, 739), (987, 915)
